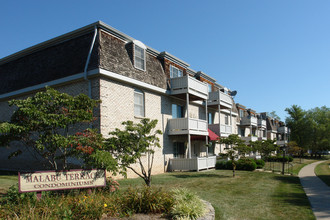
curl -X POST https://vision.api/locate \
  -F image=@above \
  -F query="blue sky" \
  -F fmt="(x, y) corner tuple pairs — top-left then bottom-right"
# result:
(1, 0), (329, 120)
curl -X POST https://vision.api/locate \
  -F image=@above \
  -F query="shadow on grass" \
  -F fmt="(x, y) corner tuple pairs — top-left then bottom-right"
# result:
(317, 175), (330, 187)
(170, 172), (228, 179)
(272, 175), (312, 208)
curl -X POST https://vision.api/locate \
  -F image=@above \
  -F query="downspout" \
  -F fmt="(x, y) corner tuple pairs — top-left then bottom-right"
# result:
(84, 26), (98, 98)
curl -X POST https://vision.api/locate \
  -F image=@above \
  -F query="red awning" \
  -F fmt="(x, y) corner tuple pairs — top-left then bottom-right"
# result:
(190, 129), (219, 141)
(208, 128), (219, 141)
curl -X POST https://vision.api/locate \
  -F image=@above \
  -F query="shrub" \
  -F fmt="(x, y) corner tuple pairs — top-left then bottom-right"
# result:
(171, 188), (206, 220)
(216, 159), (257, 171)
(216, 160), (233, 170)
(255, 159), (265, 168)
(264, 156), (293, 162)
(236, 159), (257, 171)
(3, 184), (36, 205)
(120, 186), (174, 215)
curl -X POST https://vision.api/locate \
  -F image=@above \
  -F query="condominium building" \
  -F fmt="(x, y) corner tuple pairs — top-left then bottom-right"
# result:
(0, 21), (288, 176)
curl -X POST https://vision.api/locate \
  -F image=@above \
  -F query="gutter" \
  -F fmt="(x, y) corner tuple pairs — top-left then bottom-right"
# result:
(84, 26), (98, 98)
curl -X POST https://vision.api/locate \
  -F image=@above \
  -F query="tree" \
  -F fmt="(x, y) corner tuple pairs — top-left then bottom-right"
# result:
(268, 111), (281, 120)
(0, 87), (100, 170)
(285, 105), (311, 151)
(102, 119), (162, 186)
(250, 139), (278, 158)
(285, 105), (330, 157)
(306, 106), (330, 157)
(218, 134), (251, 177)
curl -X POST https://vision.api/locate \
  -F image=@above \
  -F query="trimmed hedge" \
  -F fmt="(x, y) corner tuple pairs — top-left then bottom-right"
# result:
(264, 156), (293, 162)
(216, 158), (257, 171)
(255, 159), (265, 169)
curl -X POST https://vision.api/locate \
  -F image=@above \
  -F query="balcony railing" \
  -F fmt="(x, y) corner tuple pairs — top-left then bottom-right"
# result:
(241, 136), (258, 142)
(258, 137), (267, 141)
(277, 140), (288, 146)
(208, 90), (233, 109)
(208, 124), (232, 137)
(169, 156), (217, 171)
(168, 118), (208, 135)
(240, 116), (258, 127)
(258, 119), (266, 128)
(170, 75), (208, 100)
(278, 126), (288, 134)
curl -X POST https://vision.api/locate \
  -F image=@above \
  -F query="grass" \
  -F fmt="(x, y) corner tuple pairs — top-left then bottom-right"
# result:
(0, 174), (17, 195)
(264, 158), (322, 176)
(315, 160), (330, 187)
(0, 168), (315, 219)
(118, 170), (315, 220)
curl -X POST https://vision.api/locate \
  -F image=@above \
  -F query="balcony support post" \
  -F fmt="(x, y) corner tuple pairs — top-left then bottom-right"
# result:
(205, 98), (208, 157)
(186, 92), (191, 159)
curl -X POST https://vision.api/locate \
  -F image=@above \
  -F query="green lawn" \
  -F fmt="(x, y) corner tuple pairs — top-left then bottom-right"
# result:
(0, 169), (315, 219)
(118, 170), (315, 220)
(0, 174), (17, 195)
(315, 160), (330, 187)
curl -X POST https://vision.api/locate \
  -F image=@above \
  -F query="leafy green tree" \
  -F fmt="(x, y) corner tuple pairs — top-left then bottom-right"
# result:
(285, 105), (311, 151)
(102, 119), (162, 186)
(286, 105), (329, 157)
(306, 106), (330, 157)
(218, 134), (251, 177)
(268, 111), (281, 120)
(0, 87), (100, 170)
(250, 139), (278, 158)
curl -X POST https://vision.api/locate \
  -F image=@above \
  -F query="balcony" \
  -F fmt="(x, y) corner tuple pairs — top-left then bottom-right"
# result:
(278, 126), (288, 134)
(258, 119), (266, 128)
(240, 116), (258, 127)
(241, 136), (258, 143)
(208, 90), (233, 109)
(168, 118), (208, 136)
(277, 140), (288, 146)
(258, 136), (267, 141)
(170, 75), (208, 100)
(169, 156), (217, 171)
(208, 124), (232, 137)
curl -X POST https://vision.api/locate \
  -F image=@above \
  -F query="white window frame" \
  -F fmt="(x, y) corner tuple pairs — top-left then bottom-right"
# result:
(134, 44), (146, 71)
(134, 89), (145, 117)
(170, 65), (183, 78)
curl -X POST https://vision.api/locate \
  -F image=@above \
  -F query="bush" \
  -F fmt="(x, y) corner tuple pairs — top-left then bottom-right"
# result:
(216, 159), (257, 171)
(216, 160), (233, 170)
(236, 159), (257, 171)
(171, 188), (206, 220)
(255, 159), (265, 168)
(120, 186), (174, 215)
(264, 156), (293, 162)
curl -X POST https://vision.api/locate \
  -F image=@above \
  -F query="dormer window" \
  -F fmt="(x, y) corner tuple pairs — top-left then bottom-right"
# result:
(170, 65), (183, 78)
(133, 40), (146, 71)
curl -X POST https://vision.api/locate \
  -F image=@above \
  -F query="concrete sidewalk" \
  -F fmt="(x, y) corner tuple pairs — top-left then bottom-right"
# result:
(299, 161), (330, 220)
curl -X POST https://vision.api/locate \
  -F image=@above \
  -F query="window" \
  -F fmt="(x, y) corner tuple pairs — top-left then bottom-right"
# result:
(208, 112), (213, 124)
(134, 44), (145, 70)
(208, 142), (215, 156)
(134, 89), (144, 117)
(239, 109), (244, 118)
(174, 142), (185, 158)
(208, 83), (212, 92)
(170, 65), (183, 78)
(225, 114), (229, 125)
(172, 104), (184, 118)
(240, 128), (245, 137)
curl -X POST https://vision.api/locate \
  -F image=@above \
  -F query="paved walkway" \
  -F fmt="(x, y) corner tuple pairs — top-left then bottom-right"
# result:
(299, 161), (330, 220)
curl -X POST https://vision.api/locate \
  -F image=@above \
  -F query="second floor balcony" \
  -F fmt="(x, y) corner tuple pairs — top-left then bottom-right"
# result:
(208, 124), (232, 137)
(208, 90), (233, 109)
(258, 119), (266, 128)
(170, 75), (208, 100)
(277, 140), (288, 146)
(278, 126), (288, 134)
(168, 118), (208, 136)
(240, 116), (258, 127)
(241, 136), (258, 143)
